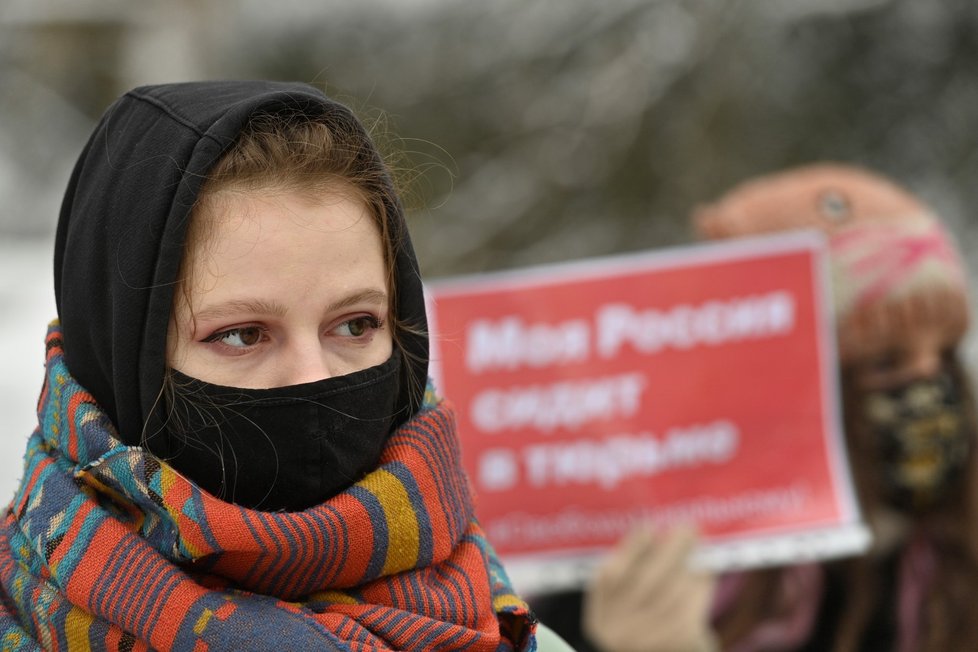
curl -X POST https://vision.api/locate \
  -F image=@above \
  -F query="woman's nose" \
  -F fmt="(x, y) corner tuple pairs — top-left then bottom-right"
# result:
(904, 347), (943, 382)
(282, 339), (335, 386)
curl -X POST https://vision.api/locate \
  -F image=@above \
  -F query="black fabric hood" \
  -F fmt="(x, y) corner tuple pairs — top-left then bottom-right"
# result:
(54, 81), (429, 447)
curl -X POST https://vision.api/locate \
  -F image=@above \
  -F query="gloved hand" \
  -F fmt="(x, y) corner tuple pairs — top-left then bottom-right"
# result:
(582, 525), (717, 652)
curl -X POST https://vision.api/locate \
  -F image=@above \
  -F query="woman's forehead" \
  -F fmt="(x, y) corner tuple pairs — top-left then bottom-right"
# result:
(845, 313), (964, 363)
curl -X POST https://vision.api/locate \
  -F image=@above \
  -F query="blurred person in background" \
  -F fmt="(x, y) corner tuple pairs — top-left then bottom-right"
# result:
(0, 80), (573, 651)
(538, 163), (978, 651)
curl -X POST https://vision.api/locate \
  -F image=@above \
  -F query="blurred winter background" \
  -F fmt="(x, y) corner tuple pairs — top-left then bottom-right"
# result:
(3, 0), (978, 502)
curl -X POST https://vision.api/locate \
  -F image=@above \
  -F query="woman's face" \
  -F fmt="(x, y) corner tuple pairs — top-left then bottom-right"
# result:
(167, 188), (393, 388)
(846, 315), (973, 515)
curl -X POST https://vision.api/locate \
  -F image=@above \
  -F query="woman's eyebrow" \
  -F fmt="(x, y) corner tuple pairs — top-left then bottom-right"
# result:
(195, 299), (289, 322)
(325, 288), (389, 313)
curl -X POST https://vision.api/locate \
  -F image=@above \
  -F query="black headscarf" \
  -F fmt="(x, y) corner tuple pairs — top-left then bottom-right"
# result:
(54, 81), (429, 448)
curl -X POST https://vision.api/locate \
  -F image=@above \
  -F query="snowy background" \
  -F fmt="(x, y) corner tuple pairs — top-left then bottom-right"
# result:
(0, 239), (56, 502)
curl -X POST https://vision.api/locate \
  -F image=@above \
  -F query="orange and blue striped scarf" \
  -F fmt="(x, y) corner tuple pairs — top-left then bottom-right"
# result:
(0, 326), (535, 651)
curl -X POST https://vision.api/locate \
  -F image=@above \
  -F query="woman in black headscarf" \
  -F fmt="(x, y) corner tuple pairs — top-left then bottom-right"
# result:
(0, 81), (571, 651)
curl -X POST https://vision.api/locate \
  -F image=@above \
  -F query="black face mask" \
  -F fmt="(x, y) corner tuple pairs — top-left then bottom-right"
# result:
(159, 350), (403, 512)
(863, 370), (973, 513)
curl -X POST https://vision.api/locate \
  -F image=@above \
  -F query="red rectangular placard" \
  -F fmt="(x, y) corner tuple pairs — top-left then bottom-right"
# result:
(427, 232), (868, 593)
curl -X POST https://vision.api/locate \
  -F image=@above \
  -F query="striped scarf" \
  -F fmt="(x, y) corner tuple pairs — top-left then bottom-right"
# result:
(0, 326), (535, 651)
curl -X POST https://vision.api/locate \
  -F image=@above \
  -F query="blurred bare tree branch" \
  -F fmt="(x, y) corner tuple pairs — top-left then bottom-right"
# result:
(218, 0), (978, 279)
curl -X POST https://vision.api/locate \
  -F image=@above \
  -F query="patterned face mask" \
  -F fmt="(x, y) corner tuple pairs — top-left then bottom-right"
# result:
(863, 370), (973, 513)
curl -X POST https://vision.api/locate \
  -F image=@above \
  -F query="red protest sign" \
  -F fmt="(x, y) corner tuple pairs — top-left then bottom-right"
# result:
(427, 232), (867, 592)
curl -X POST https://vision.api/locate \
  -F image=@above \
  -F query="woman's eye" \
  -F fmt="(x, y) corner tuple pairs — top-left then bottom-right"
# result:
(941, 347), (957, 366)
(336, 316), (383, 338)
(869, 350), (901, 374)
(206, 327), (264, 348)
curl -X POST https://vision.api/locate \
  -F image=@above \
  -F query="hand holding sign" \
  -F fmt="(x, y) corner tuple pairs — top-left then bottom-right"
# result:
(583, 526), (717, 652)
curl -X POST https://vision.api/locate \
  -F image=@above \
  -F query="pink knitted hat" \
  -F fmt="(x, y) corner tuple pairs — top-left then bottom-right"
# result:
(694, 163), (969, 364)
